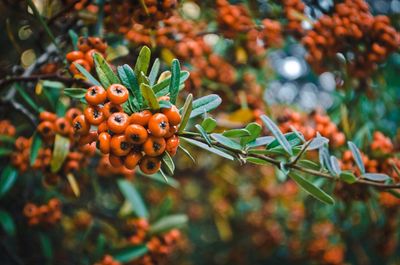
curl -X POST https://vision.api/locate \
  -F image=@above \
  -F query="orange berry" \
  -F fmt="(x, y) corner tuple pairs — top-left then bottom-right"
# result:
(107, 84), (129, 104)
(148, 113), (170, 137)
(140, 156), (161, 175)
(85, 86), (107, 105)
(143, 136), (166, 157)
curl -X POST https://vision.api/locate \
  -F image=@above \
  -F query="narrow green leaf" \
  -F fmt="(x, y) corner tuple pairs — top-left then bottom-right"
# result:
(64, 87), (87, 99)
(15, 85), (40, 112)
(114, 245), (148, 263)
(117, 66), (140, 110)
(68, 29), (78, 50)
(0, 209), (15, 236)
(121, 64), (142, 108)
(246, 157), (269, 165)
(308, 135), (329, 150)
(154, 71), (189, 97)
(297, 159), (321, 171)
(348, 141), (366, 174)
(169, 59), (180, 104)
(0, 166), (18, 198)
(150, 214), (188, 234)
(93, 52), (120, 88)
(178, 145), (196, 163)
(222, 129), (251, 138)
(178, 94), (193, 133)
(289, 172), (335, 205)
(0, 135), (15, 144)
(158, 100), (172, 109)
(137, 171), (180, 188)
(140, 83), (160, 110)
(117, 179), (149, 218)
(0, 148), (12, 157)
(362, 173), (390, 181)
(181, 137), (234, 160)
(161, 152), (175, 176)
(211, 133), (242, 150)
(148, 58), (160, 86)
(246, 136), (274, 148)
(201, 117), (217, 133)
(261, 115), (293, 155)
(30, 132), (42, 166)
(50, 134), (70, 173)
(195, 124), (212, 146)
(74, 62), (102, 86)
(134, 46), (151, 85)
(188, 94), (222, 119)
(267, 132), (302, 149)
(330, 156), (341, 176)
(319, 146), (335, 176)
(339, 171), (357, 184)
(38, 232), (53, 261)
(241, 123), (262, 145)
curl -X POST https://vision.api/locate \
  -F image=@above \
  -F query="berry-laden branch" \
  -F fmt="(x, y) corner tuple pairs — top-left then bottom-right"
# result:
(58, 47), (399, 206)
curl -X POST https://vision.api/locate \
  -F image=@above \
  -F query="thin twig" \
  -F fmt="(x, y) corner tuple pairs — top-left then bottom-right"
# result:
(179, 133), (400, 190)
(0, 73), (93, 88)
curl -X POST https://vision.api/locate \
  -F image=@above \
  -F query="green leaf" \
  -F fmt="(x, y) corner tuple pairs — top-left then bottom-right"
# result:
(0, 166), (18, 199)
(308, 135), (329, 150)
(114, 245), (148, 263)
(319, 146), (335, 176)
(246, 157), (269, 165)
(38, 232), (53, 261)
(0, 209), (15, 236)
(348, 141), (366, 174)
(181, 137), (234, 160)
(267, 133), (302, 149)
(140, 83), (159, 110)
(137, 171), (180, 188)
(120, 64), (142, 108)
(186, 94), (222, 119)
(0, 135), (15, 144)
(64, 87), (87, 99)
(154, 71), (190, 97)
(201, 117), (217, 133)
(178, 145), (196, 163)
(261, 115), (293, 156)
(134, 46), (151, 85)
(148, 58), (160, 86)
(50, 134), (70, 173)
(289, 172), (335, 205)
(297, 159), (321, 171)
(68, 29), (78, 50)
(339, 171), (357, 184)
(246, 136), (274, 148)
(178, 94), (193, 133)
(74, 62), (102, 86)
(93, 52), (120, 88)
(30, 132), (43, 166)
(169, 59), (180, 104)
(195, 124), (212, 146)
(117, 179), (149, 218)
(15, 85), (41, 112)
(222, 129), (250, 138)
(150, 214), (188, 234)
(0, 148), (12, 157)
(362, 173), (390, 181)
(211, 133), (242, 150)
(161, 152), (175, 176)
(158, 100), (172, 109)
(330, 156), (341, 176)
(240, 123), (262, 145)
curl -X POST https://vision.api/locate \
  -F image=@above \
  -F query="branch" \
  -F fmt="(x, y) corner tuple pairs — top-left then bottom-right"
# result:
(179, 133), (400, 190)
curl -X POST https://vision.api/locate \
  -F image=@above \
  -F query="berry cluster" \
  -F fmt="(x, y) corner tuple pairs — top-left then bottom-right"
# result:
(23, 198), (62, 226)
(104, 0), (178, 32)
(125, 218), (149, 245)
(94, 255), (121, 265)
(73, 84), (181, 175)
(370, 131), (394, 154)
(277, 109), (346, 147)
(283, 0), (306, 38)
(0, 120), (16, 140)
(216, 0), (253, 39)
(67, 37), (107, 75)
(302, 0), (399, 78)
(136, 229), (181, 265)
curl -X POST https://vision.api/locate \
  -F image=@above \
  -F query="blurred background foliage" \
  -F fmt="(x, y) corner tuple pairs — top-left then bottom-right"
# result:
(0, 0), (400, 265)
